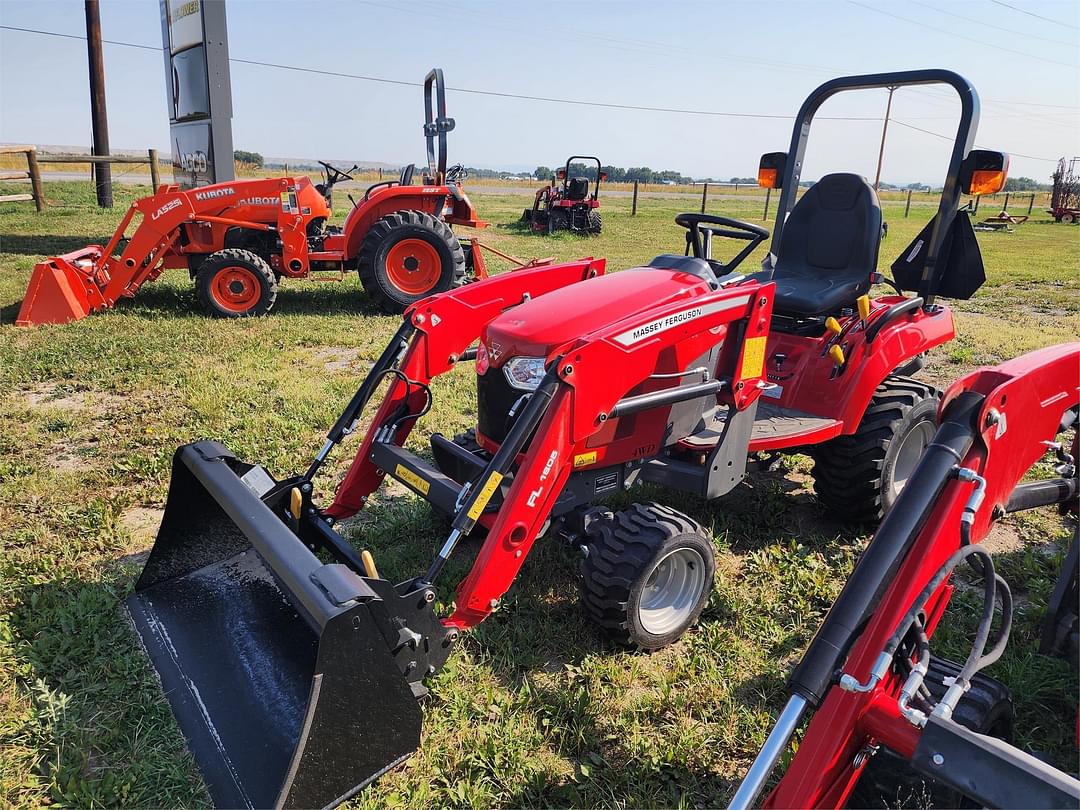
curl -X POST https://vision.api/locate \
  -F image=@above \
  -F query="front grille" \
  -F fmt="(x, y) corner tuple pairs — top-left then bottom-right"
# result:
(476, 368), (523, 444)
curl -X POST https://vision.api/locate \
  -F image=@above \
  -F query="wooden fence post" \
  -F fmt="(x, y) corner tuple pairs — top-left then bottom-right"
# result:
(700, 182), (708, 213)
(904, 188), (912, 218)
(631, 180), (639, 216)
(973, 195), (980, 214)
(1027, 193), (1035, 215)
(27, 147), (44, 211)
(1002, 192), (1010, 210)
(148, 148), (160, 189)
(762, 187), (772, 221)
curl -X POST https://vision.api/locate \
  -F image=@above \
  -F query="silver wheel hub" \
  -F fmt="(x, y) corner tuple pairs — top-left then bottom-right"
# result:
(638, 547), (707, 635)
(892, 419), (935, 496)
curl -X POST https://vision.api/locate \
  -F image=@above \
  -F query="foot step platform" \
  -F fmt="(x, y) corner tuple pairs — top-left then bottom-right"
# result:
(681, 403), (842, 451)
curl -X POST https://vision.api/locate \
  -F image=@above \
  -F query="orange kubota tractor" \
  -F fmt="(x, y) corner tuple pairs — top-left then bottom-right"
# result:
(17, 69), (491, 325)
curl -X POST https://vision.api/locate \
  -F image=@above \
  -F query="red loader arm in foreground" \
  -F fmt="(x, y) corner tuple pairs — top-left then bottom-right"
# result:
(730, 342), (1080, 809)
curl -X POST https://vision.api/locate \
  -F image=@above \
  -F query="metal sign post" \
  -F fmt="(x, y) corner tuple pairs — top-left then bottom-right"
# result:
(160, 0), (234, 187)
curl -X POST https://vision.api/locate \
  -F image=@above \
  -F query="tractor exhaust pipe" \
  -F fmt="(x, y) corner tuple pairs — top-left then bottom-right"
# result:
(127, 441), (446, 808)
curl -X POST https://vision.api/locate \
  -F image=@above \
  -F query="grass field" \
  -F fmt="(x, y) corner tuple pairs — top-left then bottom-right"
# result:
(0, 181), (1077, 808)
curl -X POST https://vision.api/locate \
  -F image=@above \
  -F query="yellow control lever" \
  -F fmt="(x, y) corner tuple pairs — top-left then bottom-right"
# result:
(857, 295), (871, 322)
(825, 316), (842, 335)
(361, 550), (380, 579)
(828, 344), (845, 366)
(289, 487), (303, 520)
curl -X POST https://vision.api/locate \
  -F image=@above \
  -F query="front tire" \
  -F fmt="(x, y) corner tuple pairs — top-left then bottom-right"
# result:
(580, 502), (715, 650)
(357, 210), (465, 313)
(195, 248), (278, 318)
(811, 376), (939, 524)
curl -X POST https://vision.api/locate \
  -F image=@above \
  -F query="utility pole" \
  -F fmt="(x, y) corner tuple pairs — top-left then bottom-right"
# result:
(873, 86), (896, 193)
(85, 0), (112, 208)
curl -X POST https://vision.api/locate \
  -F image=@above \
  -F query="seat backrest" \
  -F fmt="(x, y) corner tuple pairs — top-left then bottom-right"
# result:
(400, 163), (416, 186)
(774, 173), (881, 284)
(566, 177), (589, 200)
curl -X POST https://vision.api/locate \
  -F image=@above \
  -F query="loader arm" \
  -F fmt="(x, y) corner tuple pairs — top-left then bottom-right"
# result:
(728, 342), (1080, 809)
(324, 258), (605, 519)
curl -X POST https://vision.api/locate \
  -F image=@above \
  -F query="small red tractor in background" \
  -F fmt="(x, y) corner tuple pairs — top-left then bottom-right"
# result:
(522, 156), (604, 234)
(729, 343), (1080, 810)
(17, 69), (491, 325)
(124, 69), (1011, 809)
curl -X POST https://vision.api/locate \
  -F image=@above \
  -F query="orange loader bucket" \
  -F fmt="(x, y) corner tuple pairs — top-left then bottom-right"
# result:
(16, 247), (104, 326)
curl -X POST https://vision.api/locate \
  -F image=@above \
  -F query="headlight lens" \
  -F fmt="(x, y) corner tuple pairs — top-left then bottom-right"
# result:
(503, 356), (547, 390)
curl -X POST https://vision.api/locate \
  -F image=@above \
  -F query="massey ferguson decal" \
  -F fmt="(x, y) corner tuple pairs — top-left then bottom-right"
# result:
(613, 295), (752, 346)
(151, 198), (183, 220)
(527, 450), (559, 507)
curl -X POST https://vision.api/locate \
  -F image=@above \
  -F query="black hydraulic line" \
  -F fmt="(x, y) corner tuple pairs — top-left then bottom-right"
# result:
(865, 297), (925, 343)
(606, 379), (723, 419)
(305, 321), (416, 481)
(1006, 478), (1078, 513)
(788, 390), (985, 706)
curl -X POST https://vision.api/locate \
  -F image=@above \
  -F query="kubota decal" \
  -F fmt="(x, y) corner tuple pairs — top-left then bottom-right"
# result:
(612, 295), (752, 346)
(236, 196), (278, 207)
(152, 198), (182, 220)
(527, 450), (559, 507)
(194, 187), (235, 201)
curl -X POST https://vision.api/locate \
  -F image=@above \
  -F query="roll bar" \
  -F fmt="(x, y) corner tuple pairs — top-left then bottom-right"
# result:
(769, 69), (981, 304)
(562, 155), (603, 200)
(423, 68), (454, 183)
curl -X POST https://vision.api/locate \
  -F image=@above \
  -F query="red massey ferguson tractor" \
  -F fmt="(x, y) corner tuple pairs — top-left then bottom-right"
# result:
(522, 156), (605, 234)
(16, 69), (490, 324)
(122, 69), (1012, 809)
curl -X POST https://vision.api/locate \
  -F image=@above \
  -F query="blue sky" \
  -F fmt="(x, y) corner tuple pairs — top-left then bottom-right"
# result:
(1, 0), (1078, 184)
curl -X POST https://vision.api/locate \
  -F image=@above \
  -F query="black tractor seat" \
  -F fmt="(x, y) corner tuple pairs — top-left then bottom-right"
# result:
(769, 173), (881, 318)
(566, 177), (590, 201)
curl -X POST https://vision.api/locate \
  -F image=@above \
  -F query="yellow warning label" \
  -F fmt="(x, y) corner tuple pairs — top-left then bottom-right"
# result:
(467, 472), (504, 520)
(573, 451), (598, 468)
(395, 464), (430, 495)
(740, 335), (767, 379)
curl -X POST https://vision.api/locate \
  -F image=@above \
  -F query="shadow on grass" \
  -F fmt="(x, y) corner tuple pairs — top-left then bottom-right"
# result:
(6, 573), (206, 807)
(0, 233), (104, 256)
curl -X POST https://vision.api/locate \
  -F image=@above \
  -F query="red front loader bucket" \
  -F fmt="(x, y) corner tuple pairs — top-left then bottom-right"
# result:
(16, 247), (104, 326)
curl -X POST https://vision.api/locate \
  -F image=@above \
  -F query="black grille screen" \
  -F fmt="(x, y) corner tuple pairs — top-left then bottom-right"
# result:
(476, 368), (523, 444)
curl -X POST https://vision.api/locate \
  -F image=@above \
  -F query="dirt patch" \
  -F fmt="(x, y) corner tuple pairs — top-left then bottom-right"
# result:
(307, 346), (367, 372)
(981, 521), (1024, 554)
(47, 436), (100, 472)
(18, 382), (127, 414)
(120, 506), (164, 548)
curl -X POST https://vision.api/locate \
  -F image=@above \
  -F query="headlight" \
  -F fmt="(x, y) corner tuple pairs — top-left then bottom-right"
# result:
(503, 356), (547, 390)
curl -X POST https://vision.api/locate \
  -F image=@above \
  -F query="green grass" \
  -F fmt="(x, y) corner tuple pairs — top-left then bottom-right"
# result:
(0, 181), (1077, 807)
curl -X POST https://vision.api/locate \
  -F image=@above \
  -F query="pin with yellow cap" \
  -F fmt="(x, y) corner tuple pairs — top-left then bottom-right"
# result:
(825, 316), (842, 336)
(828, 344), (845, 367)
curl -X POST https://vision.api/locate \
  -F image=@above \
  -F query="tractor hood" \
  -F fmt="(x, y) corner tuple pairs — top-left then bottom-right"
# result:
(482, 256), (719, 365)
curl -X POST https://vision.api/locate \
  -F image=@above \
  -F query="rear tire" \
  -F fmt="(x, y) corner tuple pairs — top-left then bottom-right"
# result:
(1062, 213), (1076, 224)
(580, 502), (715, 650)
(811, 376), (939, 524)
(357, 210), (465, 313)
(587, 210), (602, 234)
(195, 248), (278, 318)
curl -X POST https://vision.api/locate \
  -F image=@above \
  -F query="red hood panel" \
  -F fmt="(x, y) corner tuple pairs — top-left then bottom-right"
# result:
(483, 268), (711, 364)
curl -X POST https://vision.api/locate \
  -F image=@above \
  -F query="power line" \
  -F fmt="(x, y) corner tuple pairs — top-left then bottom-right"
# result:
(846, 0), (1078, 68)
(908, 0), (1075, 47)
(989, 0), (1080, 30)
(0, 23), (1070, 164)
(891, 118), (1059, 161)
(0, 25), (879, 121)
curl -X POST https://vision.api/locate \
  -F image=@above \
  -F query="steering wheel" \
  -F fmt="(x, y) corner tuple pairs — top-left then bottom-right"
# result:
(318, 160), (356, 185)
(445, 164), (468, 183)
(675, 213), (769, 275)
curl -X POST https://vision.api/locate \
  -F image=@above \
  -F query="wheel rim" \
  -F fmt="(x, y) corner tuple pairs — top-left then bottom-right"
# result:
(210, 266), (261, 313)
(385, 238), (441, 295)
(638, 547), (707, 635)
(891, 419), (936, 496)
